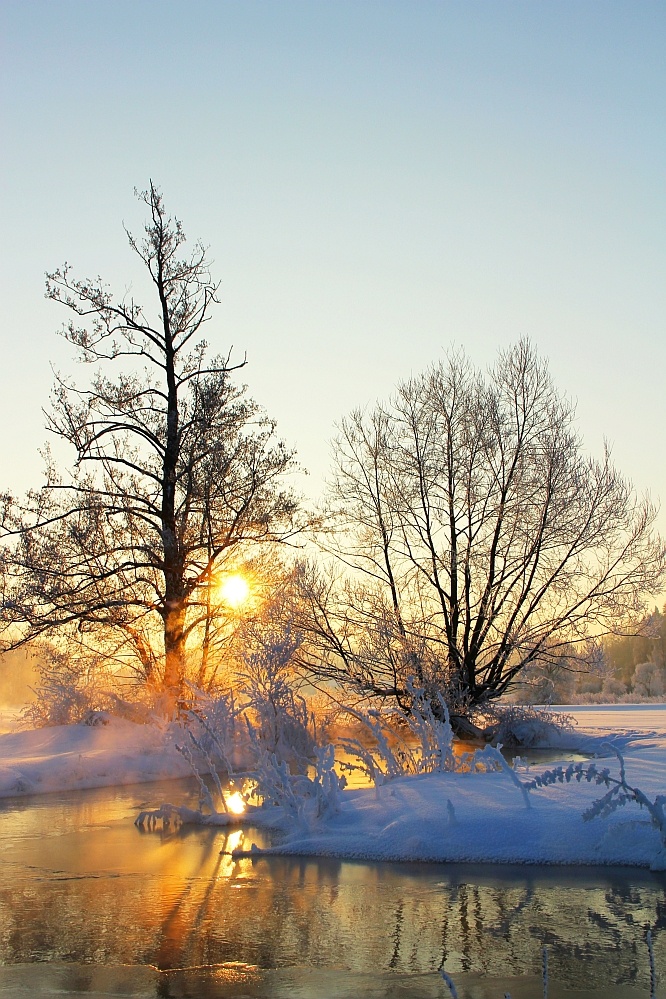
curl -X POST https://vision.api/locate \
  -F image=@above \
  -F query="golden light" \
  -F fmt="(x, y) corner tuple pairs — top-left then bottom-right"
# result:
(217, 828), (244, 879)
(218, 574), (250, 608)
(225, 791), (246, 815)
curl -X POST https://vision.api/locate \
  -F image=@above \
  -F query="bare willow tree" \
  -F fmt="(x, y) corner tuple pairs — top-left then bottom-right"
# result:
(297, 341), (666, 738)
(1, 184), (300, 702)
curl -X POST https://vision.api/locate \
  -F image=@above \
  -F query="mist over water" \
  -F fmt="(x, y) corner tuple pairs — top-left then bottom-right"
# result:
(0, 649), (38, 733)
(0, 778), (664, 997)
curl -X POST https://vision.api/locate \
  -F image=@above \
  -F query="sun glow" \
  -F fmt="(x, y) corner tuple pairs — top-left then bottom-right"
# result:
(218, 574), (250, 609)
(225, 791), (246, 815)
(217, 828), (244, 878)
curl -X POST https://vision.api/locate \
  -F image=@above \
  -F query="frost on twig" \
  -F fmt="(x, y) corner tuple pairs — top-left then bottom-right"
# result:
(338, 680), (457, 786)
(470, 744), (532, 809)
(524, 744), (666, 870)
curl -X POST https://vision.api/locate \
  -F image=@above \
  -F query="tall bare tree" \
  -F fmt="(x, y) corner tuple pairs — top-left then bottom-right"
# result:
(1, 184), (300, 700)
(297, 341), (666, 737)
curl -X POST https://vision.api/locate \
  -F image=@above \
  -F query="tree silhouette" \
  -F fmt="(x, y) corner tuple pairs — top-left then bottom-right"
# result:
(1, 184), (300, 702)
(298, 342), (666, 738)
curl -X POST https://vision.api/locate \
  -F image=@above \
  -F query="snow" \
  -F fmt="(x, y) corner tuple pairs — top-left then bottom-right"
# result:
(252, 756), (666, 868)
(1, 705), (666, 869)
(0, 717), (194, 796)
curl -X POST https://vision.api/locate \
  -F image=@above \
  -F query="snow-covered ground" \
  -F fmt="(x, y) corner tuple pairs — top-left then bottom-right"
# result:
(1, 704), (666, 870)
(0, 717), (195, 796)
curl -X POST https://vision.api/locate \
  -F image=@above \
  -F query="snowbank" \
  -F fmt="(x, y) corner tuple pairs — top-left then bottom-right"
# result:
(245, 750), (666, 868)
(231, 705), (666, 870)
(0, 716), (193, 796)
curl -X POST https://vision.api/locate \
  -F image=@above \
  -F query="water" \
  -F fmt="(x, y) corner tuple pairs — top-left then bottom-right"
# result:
(1, 778), (665, 998)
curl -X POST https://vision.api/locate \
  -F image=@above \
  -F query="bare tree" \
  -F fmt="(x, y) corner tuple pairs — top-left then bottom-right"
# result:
(1, 184), (300, 702)
(297, 341), (666, 738)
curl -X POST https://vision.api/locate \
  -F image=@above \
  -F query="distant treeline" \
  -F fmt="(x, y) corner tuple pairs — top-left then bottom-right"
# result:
(604, 607), (666, 686)
(514, 607), (666, 704)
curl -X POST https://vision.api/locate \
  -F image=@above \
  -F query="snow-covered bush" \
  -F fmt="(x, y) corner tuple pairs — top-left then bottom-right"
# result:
(22, 678), (100, 727)
(21, 643), (112, 727)
(236, 617), (318, 767)
(23, 673), (173, 728)
(245, 725), (345, 827)
(475, 702), (574, 748)
(601, 676), (629, 700)
(338, 681), (457, 785)
(512, 661), (577, 705)
(633, 662), (666, 699)
(137, 705), (344, 831)
(181, 684), (241, 773)
(137, 654), (339, 830)
(136, 703), (254, 828)
(19, 641), (164, 728)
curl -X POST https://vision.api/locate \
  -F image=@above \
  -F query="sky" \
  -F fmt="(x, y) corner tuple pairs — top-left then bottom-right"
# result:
(1, 1), (665, 541)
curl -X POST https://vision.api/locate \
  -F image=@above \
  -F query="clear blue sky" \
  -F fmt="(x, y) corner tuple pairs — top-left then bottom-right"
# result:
(1, 2), (664, 540)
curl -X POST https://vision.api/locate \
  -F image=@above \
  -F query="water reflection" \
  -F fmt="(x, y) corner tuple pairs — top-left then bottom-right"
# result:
(0, 778), (664, 997)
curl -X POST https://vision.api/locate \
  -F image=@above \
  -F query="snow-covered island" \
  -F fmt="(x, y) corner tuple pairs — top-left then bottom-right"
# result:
(2, 704), (666, 871)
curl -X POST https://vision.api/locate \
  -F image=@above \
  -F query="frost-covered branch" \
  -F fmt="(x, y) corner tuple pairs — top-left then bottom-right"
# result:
(524, 744), (666, 868)
(470, 744), (532, 808)
(338, 680), (457, 786)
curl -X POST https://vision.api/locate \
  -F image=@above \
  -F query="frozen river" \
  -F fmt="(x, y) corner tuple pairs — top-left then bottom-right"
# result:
(1, 776), (665, 998)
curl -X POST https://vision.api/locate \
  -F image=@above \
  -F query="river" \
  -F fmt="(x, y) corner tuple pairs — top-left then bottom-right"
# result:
(1, 776), (664, 998)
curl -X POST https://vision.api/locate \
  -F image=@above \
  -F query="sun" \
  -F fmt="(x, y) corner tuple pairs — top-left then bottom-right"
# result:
(218, 573), (250, 608)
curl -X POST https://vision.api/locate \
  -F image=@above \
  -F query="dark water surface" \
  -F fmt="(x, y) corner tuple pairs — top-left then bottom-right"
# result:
(0, 778), (664, 997)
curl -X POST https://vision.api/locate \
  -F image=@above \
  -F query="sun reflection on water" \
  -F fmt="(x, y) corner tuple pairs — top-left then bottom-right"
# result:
(218, 829), (244, 879)
(225, 791), (246, 814)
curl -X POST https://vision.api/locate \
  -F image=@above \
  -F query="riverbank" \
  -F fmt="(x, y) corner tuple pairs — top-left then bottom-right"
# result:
(2, 705), (666, 868)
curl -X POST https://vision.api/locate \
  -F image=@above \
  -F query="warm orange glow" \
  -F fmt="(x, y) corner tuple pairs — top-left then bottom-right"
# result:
(217, 828), (245, 879)
(218, 574), (250, 608)
(225, 791), (246, 814)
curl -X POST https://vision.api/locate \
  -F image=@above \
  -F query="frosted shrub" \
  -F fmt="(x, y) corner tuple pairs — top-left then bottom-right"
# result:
(22, 644), (118, 727)
(633, 662), (666, 699)
(136, 718), (255, 829)
(245, 725), (346, 828)
(339, 680), (456, 785)
(20, 642), (164, 728)
(476, 702), (574, 749)
(182, 684), (240, 774)
(248, 674), (317, 765)
(237, 621), (318, 767)
(137, 674), (339, 830)
(164, 684), (252, 818)
(23, 679), (100, 727)
(601, 677), (629, 700)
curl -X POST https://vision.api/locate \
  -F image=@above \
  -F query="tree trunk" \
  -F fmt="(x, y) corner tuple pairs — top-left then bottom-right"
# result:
(163, 599), (186, 701)
(449, 713), (492, 743)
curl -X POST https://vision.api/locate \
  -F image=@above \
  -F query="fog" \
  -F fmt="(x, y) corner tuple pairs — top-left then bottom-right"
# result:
(0, 648), (38, 730)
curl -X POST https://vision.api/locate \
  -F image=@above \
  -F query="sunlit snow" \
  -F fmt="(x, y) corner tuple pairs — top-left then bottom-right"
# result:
(1, 705), (666, 869)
